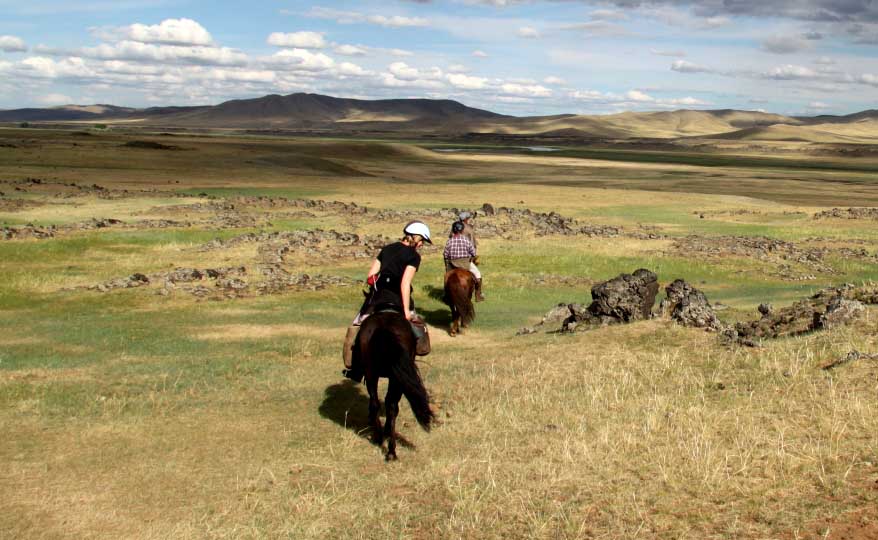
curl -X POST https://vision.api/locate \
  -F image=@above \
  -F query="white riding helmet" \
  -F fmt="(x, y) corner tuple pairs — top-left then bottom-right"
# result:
(403, 221), (432, 244)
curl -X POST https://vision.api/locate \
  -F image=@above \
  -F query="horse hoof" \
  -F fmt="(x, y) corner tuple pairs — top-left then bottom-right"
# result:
(385, 452), (398, 462)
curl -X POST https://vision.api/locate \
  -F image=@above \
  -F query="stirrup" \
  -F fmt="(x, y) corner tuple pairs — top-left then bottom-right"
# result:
(341, 368), (363, 383)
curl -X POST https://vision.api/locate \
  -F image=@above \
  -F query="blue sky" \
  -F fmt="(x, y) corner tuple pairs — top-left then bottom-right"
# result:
(1, 0), (877, 116)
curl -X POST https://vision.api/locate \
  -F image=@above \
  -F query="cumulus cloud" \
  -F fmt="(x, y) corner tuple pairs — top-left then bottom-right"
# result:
(35, 93), (73, 105)
(651, 48), (687, 57)
(762, 64), (820, 80)
(761, 35), (811, 54)
(334, 44), (367, 56)
(561, 20), (630, 36)
(81, 41), (249, 66)
(267, 31), (326, 49)
(671, 60), (713, 73)
(569, 87), (708, 109)
(543, 76), (564, 85)
(307, 7), (428, 28)
(590, 9), (627, 21)
(101, 18), (214, 46)
(500, 83), (551, 97)
(518, 26), (540, 38)
(0, 35), (27, 52)
(447, 73), (488, 89)
(472, 50), (489, 57)
(266, 49), (335, 71)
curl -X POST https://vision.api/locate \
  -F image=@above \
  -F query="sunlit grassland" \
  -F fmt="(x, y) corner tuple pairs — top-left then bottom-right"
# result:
(1, 132), (877, 539)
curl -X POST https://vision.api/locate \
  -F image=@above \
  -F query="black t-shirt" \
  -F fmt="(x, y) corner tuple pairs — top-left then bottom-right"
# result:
(373, 242), (421, 308)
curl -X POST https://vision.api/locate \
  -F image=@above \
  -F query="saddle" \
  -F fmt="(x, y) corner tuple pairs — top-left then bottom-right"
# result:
(370, 303), (431, 356)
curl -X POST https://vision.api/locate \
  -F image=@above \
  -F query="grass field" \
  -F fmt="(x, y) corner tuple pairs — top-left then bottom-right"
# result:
(1, 128), (877, 539)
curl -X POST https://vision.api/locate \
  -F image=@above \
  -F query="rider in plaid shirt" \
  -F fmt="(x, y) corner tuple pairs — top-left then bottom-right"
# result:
(444, 220), (484, 301)
(444, 228), (476, 260)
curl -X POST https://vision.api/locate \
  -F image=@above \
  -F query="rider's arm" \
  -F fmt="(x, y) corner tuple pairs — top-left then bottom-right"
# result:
(365, 258), (381, 283)
(400, 265), (417, 320)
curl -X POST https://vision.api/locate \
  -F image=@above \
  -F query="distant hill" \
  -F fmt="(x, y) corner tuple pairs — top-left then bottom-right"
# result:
(1, 92), (877, 142)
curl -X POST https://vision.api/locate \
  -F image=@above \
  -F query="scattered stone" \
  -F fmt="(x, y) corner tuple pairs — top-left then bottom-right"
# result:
(821, 350), (878, 371)
(660, 279), (722, 331)
(516, 303), (572, 335)
(730, 286), (866, 343)
(670, 235), (836, 278)
(813, 208), (878, 221)
(758, 303), (773, 317)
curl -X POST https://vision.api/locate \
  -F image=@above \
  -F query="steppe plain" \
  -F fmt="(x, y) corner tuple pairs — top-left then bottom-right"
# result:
(1, 126), (877, 539)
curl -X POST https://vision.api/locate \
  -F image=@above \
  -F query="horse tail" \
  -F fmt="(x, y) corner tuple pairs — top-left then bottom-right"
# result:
(450, 273), (475, 327)
(391, 351), (434, 431)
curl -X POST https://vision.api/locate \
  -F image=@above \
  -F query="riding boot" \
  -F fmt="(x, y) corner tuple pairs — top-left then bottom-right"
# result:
(475, 278), (485, 302)
(341, 325), (363, 383)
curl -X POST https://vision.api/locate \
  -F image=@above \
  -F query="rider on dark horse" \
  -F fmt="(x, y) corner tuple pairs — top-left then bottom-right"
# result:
(342, 221), (432, 382)
(450, 211), (484, 302)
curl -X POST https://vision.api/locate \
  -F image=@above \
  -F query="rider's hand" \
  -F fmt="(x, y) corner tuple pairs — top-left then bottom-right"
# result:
(405, 311), (413, 321)
(473, 256), (480, 266)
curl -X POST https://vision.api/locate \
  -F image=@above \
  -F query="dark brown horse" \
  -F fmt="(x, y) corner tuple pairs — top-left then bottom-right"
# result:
(355, 309), (434, 461)
(444, 268), (475, 336)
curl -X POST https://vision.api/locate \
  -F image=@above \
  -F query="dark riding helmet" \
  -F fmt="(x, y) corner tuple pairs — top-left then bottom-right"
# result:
(451, 221), (465, 234)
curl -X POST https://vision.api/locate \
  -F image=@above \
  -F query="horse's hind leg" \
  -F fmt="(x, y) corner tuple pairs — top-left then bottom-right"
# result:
(450, 306), (459, 337)
(383, 380), (402, 461)
(366, 377), (383, 444)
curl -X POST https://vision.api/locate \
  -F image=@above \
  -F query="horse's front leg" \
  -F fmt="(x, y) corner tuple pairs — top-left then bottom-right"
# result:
(366, 376), (383, 444)
(450, 306), (459, 337)
(384, 380), (402, 461)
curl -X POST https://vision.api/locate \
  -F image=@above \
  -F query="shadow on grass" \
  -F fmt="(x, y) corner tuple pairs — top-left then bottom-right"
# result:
(318, 380), (414, 450)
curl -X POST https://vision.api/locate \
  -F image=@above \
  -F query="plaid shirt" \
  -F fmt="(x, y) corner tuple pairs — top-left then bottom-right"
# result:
(444, 234), (476, 260)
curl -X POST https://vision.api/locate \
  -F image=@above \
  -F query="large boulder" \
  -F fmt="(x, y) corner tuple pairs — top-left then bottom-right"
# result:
(563, 269), (658, 331)
(588, 268), (658, 323)
(660, 279), (722, 331)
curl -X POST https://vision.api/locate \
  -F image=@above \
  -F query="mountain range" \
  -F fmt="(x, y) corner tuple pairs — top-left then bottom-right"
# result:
(2, 93), (877, 143)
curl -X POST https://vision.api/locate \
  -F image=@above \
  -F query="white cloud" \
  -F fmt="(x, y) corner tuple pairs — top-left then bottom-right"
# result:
(0, 35), (27, 52)
(123, 18), (213, 46)
(472, 50), (488, 58)
(447, 73), (488, 89)
(590, 9), (627, 21)
(377, 72), (444, 89)
(625, 90), (653, 102)
(762, 64), (819, 80)
(518, 26), (540, 39)
(543, 76), (565, 85)
(389, 48), (413, 57)
(671, 60), (713, 73)
(267, 49), (335, 71)
(761, 35), (811, 54)
(447, 64), (469, 73)
(388, 62), (442, 81)
(569, 88), (708, 109)
(561, 20), (630, 37)
(20, 56), (95, 79)
(267, 31), (326, 49)
(651, 48), (686, 57)
(337, 62), (370, 77)
(35, 93), (73, 105)
(81, 41), (248, 66)
(334, 44), (367, 56)
(307, 7), (428, 28)
(501, 83), (551, 97)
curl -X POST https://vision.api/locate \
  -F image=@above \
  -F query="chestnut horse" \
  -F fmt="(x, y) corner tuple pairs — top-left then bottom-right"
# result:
(443, 268), (475, 336)
(355, 309), (434, 461)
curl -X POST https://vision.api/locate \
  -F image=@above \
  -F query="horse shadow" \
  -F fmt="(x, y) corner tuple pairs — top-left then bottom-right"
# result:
(318, 380), (414, 449)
